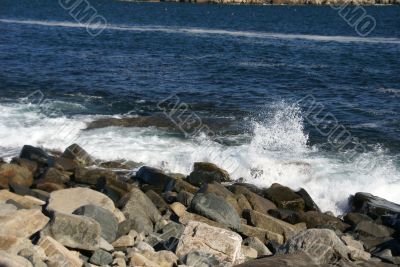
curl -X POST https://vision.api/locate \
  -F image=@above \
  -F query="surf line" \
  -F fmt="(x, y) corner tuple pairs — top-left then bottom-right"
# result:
(58, 0), (107, 36)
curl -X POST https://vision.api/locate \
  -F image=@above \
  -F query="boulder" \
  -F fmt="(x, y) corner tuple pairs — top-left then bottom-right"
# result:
(129, 252), (160, 267)
(54, 156), (79, 172)
(234, 253), (324, 267)
(0, 203), (17, 215)
(42, 167), (70, 184)
(61, 143), (94, 166)
(18, 247), (47, 267)
(47, 187), (117, 218)
(175, 221), (242, 266)
(173, 179), (198, 194)
(237, 223), (284, 245)
(0, 235), (33, 254)
(0, 163), (33, 188)
(236, 193), (252, 213)
(351, 192), (400, 218)
(177, 190), (194, 207)
(135, 166), (174, 192)
(344, 212), (373, 227)
(19, 145), (52, 166)
(74, 167), (117, 185)
(187, 162), (230, 187)
(231, 185), (276, 215)
(90, 249), (113, 266)
(45, 212), (102, 251)
(296, 188), (321, 212)
(201, 183), (241, 214)
(190, 192), (241, 230)
(36, 181), (65, 192)
(241, 245), (258, 259)
(119, 188), (162, 234)
(112, 229), (138, 249)
(182, 251), (221, 267)
(244, 209), (305, 241)
(99, 160), (141, 170)
(146, 190), (169, 213)
(278, 229), (350, 265)
(0, 251), (33, 267)
(0, 209), (49, 238)
(294, 211), (350, 232)
(355, 221), (394, 238)
(0, 190), (45, 208)
(139, 250), (178, 267)
(73, 204), (119, 243)
(11, 158), (38, 174)
(242, 237), (272, 256)
(38, 236), (82, 267)
(264, 183), (305, 211)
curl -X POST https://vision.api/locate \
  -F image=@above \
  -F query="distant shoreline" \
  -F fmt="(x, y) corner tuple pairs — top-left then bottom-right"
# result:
(116, 0), (398, 6)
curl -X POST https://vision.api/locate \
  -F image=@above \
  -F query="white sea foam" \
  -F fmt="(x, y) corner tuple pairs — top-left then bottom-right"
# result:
(0, 100), (399, 214)
(1, 18), (400, 44)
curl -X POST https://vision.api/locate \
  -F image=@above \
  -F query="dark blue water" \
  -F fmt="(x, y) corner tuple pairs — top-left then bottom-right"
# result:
(1, 0), (400, 212)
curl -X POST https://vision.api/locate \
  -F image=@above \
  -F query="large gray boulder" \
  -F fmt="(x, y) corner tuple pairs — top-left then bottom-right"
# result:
(278, 229), (350, 265)
(44, 212), (102, 251)
(119, 187), (162, 234)
(187, 162), (230, 187)
(73, 204), (118, 243)
(191, 192), (241, 230)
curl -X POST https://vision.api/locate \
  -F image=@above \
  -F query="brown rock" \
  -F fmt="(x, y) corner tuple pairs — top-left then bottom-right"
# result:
(187, 162), (230, 187)
(237, 224), (284, 245)
(61, 143), (95, 166)
(0, 190), (45, 208)
(231, 185), (276, 215)
(38, 236), (82, 267)
(0, 235), (33, 254)
(0, 209), (49, 238)
(74, 167), (117, 185)
(0, 251), (33, 267)
(170, 202), (186, 217)
(244, 209), (305, 241)
(113, 230), (138, 248)
(173, 179), (198, 194)
(36, 181), (65, 192)
(264, 183), (305, 211)
(0, 163), (33, 188)
(42, 168), (71, 184)
(129, 252), (160, 267)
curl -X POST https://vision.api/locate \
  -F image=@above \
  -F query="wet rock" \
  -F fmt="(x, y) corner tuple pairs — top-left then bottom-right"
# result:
(191, 192), (241, 230)
(73, 204), (119, 243)
(295, 211), (350, 232)
(119, 188), (162, 234)
(236, 193), (252, 213)
(19, 145), (53, 167)
(352, 192), (400, 219)
(355, 221), (395, 238)
(264, 183), (305, 211)
(187, 162), (230, 187)
(45, 212), (102, 251)
(146, 190), (169, 213)
(242, 237), (272, 256)
(175, 221), (242, 266)
(231, 185), (276, 215)
(54, 156), (79, 172)
(296, 188), (321, 212)
(38, 236), (82, 267)
(90, 249), (113, 266)
(0, 189), (45, 209)
(344, 212), (373, 227)
(135, 166), (175, 192)
(99, 160), (141, 170)
(0, 251), (33, 267)
(244, 209), (305, 241)
(75, 166), (117, 185)
(61, 143), (95, 166)
(278, 229), (350, 265)
(0, 163), (33, 188)
(237, 223), (284, 245)
(0, 209), (49, 238)
(42, 167), (71, 184)
(173, 179), (198, 194)
(47, 187), (117, 218)
(177, 190), (194, 207)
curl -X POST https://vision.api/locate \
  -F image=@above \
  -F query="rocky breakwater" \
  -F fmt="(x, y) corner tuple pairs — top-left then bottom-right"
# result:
(0, 143), (400, 266)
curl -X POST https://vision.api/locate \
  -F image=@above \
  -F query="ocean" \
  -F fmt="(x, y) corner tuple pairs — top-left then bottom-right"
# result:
(1, 0), (400, 214)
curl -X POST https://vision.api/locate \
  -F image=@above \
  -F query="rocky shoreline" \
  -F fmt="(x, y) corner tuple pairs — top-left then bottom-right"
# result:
(1, 143), (400, 267)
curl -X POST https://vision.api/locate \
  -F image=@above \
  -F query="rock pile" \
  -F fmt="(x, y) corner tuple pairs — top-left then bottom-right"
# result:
(0, 144), (399, 266)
